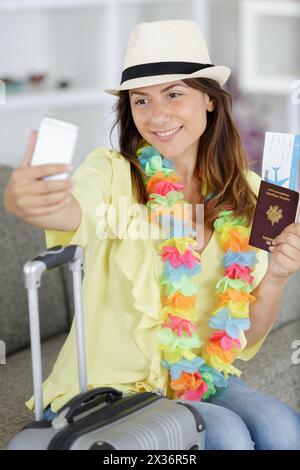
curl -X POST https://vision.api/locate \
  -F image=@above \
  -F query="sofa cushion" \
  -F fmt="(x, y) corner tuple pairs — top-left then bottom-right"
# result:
(272, 270), (300, 331)
(0, 333), (67, 450)
(0, 165), (70, 355)
(237, 319), (300, 412)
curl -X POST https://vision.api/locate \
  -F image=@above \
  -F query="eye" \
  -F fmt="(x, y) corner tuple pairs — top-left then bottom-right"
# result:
(134, 98), (147, 105)
(134, 92), (182, 106)
(169, 92), (182, 99)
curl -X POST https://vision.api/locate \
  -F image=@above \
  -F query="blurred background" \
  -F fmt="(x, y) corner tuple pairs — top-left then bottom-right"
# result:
(0, 0), (299, 175)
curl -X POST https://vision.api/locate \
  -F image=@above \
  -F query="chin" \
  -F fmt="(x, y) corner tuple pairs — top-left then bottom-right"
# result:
(145, 138), (186, 160)
(162, 147), (186, 159)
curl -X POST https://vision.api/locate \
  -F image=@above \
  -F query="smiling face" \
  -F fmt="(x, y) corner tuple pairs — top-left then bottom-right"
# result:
(129, 80), (214, 162)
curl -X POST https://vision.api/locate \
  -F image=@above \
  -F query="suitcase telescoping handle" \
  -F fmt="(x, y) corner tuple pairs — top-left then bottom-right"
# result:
(23, 245), (87, 421)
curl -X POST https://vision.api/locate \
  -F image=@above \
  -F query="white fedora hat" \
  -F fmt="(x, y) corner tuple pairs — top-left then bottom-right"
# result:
(104, 19), (231, 97)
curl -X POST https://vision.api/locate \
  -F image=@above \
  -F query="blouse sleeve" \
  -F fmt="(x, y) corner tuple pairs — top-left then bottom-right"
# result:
(236, 169), (271, 361)
(45, 146), (113, 249)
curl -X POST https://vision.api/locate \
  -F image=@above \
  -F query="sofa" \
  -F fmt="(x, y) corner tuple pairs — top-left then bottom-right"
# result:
(0, 163), (299, 450)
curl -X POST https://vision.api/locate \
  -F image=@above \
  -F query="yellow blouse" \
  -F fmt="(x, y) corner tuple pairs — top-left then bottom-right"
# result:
(26, 146), (270, 413)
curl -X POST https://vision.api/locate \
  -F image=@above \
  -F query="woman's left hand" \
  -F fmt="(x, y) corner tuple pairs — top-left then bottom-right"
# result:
(268, 222), (300, 282)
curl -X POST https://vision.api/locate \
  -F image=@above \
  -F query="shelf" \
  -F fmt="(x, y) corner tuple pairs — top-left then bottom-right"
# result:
(0, 0), (210, 170)
(0, 0), (104, 10)
(0, 0), (184, 11)
(0, 87), (113, 112)
(239, 0), (300, 95)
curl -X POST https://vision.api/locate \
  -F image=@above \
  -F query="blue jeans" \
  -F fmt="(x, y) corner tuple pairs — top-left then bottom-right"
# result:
(42, 376), (300, 450)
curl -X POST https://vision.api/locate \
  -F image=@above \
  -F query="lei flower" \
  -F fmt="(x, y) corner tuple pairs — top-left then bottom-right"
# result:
(137, 142), (258, 401)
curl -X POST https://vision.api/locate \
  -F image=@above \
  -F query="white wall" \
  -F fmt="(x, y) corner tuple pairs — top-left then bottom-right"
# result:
(0, 0), (298, 169)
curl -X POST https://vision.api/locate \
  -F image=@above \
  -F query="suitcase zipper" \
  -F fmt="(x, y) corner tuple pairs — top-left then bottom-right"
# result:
(47, 392), (161, 450)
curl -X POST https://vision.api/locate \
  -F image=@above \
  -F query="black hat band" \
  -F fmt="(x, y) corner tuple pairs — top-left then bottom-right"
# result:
(120, 61), (215, 85)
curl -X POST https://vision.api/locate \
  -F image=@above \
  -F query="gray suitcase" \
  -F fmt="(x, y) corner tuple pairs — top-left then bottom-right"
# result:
(8, 245), (205, 450)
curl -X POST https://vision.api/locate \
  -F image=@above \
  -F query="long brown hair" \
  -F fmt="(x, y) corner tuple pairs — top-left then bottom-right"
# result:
(109, 78), (257, 229)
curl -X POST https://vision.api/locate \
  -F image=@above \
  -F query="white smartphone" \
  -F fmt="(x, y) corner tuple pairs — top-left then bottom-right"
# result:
(31, 117), (79, 180)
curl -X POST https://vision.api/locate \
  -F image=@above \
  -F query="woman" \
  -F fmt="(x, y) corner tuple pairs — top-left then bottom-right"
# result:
(4, 19), (300, 450)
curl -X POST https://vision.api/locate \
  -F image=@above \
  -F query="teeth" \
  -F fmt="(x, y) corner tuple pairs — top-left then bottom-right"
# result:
(155, 127), (181, 137)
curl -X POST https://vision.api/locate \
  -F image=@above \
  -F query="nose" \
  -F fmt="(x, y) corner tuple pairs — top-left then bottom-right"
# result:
(149, 100), (171, 128)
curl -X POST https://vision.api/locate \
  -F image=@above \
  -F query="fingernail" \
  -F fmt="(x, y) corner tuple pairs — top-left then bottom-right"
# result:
(269, 246), (274, 251)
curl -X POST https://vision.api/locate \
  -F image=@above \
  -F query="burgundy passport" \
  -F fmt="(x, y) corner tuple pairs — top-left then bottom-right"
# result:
(249, 180), (299, 252)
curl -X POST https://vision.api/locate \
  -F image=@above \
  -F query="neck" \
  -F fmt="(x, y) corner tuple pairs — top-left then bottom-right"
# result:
(169, 156), (198, 187)
(175, 163), (202, 204)
(176, 168), (198, 187)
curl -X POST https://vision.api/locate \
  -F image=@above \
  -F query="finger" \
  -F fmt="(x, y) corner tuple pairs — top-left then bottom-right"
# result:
(270, 243), (300, 271)
(16, 178), (73, 195)
(274, 251), (300, 276)
(16, 196), (72, 219)
(270, 251), (291, 276)
(19, 196), (73, 218)
(273, 232), (300, 251)
(281, 222), (300, 238)
(20, 130), (38, 167)
(22, 189), (73, 210)
(16, 164), (73, 180)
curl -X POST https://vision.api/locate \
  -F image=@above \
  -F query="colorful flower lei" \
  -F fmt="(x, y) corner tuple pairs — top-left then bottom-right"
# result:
(137, 142), (259, 401)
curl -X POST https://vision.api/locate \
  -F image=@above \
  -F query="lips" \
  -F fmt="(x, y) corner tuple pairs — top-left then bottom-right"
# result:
(152, 126), (183, 141)
(152, 126), (182, 135)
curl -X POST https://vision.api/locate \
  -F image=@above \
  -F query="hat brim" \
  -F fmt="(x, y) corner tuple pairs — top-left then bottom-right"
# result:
(104, 65), (231, 97)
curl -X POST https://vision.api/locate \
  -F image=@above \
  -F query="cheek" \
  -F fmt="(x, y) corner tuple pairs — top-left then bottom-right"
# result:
(182, 108), (207, 133)
(180, 99), (207, 124)
(131, 110), (147, 131)
(131, 113), (150, 141)
(194, 105), (207, 131)
(197, 112), (207, 131)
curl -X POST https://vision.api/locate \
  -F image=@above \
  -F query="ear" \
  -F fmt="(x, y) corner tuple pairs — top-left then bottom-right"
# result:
(205, 94), (215, 112)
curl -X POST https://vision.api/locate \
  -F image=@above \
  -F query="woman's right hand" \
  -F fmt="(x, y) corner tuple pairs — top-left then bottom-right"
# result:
(4, 129), (75, 220)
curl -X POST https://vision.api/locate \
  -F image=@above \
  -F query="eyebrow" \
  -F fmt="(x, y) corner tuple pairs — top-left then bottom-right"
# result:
(129, 83), (189, 97)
